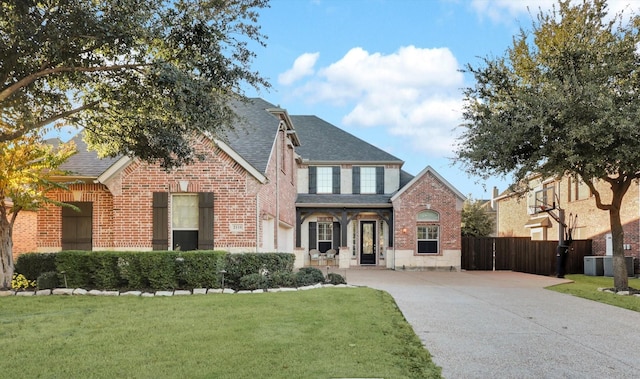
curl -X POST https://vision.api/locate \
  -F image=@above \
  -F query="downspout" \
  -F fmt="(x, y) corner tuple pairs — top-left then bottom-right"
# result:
(256, 195), (260, 252)
(275, 120), (286, 251)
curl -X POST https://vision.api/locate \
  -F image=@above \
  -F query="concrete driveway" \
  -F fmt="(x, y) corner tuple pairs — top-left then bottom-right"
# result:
(345, 269), (640, 379)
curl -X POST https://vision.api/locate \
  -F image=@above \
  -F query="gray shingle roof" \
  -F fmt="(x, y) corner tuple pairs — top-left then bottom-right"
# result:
(56, 98), (405, 178)
(222, 98), (281, 174)
(59, 133), (120, 177)
(291, 115), (403, 163)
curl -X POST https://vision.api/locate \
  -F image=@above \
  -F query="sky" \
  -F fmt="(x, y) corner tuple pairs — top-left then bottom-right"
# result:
(243, 0), (639, 200)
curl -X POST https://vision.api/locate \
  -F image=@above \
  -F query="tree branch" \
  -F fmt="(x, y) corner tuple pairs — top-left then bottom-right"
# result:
(0, 63), (152, 103)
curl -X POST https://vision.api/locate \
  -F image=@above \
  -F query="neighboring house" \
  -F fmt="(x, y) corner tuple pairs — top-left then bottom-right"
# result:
(14, 98), (465, 270)
(494, 175), (640, 266)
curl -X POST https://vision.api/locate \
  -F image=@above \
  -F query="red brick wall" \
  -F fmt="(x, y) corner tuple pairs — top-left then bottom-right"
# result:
(36, 135), (269, 252)
(392, 170), (462, 253)
(12, 210), (37, 257)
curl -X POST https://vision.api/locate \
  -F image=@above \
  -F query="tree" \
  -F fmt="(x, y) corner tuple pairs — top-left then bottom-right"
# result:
(0, 135), (75, 288)
(456, 0), (640, 290)
(0, 0), (269, 288)
(461, 197), (495, 237)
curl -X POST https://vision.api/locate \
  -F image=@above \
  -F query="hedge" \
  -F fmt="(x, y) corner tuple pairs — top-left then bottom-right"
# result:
(14, 253), (57, 281)
(224, 253), (295, 290)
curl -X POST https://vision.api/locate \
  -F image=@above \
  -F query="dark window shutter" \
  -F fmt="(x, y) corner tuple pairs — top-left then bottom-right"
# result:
(352, 166), (360, 194)
(332, 166), (340, 194)
(198, 192), (214, 250)
(308, 222), (317, 250)
(309, 167), (317, 194)
(152, 192), (168, 250)
(332, 222), (341, 249)
(376, 166), (385, 194)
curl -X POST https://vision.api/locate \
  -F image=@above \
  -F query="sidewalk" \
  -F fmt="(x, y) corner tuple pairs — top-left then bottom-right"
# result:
(346, 270), (640, 379)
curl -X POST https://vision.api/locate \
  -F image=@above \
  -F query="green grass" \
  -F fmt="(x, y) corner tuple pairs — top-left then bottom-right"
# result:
(547, 274), (640, 312)
(0, 288), (441, 379)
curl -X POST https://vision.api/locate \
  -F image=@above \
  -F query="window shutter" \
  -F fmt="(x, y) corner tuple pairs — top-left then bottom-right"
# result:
(308, 222), (317, 250)
(376, 166), (385, 194)
(309, 167), (317, 194)
(352, 166), (360, 194)
(332, 222), (341, 249)
(198, 192), (214, 250)
(152, 192), (168, 250)
(332, 166), (340, 194)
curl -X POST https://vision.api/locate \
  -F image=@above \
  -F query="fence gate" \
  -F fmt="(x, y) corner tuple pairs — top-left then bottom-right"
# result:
(462, 237), (592, 276)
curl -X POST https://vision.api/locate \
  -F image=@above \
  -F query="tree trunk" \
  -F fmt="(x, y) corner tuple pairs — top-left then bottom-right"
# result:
(609, 207), (628, 291)
(0, 210), (14, 289)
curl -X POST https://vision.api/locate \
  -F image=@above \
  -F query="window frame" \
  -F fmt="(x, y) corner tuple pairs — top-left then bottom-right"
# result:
(416, 210), (440, 255)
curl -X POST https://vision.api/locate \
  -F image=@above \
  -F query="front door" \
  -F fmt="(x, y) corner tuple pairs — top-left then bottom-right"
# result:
(360, 221), (376, 265)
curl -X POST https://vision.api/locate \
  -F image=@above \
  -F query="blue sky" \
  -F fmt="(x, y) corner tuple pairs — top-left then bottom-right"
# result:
(244, 0), (637, 199)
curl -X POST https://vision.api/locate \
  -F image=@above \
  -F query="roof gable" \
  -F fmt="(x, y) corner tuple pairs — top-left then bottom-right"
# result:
(391, 166), (466, 202)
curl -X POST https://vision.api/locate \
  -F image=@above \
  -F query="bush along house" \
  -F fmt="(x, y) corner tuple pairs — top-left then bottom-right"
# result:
(16, 98), (465, 270)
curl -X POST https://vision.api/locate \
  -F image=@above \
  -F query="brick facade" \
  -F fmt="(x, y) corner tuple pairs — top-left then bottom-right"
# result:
(393, 170), (462, 254)
(31, 134), (296, 253)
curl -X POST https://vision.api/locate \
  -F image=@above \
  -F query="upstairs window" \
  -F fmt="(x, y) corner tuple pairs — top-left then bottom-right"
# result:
(308, 166), (340, 194)
(352, 166), (384, 194)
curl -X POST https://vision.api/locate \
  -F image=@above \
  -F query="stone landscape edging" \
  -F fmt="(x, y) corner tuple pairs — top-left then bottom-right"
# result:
(0, 283), (357, 297)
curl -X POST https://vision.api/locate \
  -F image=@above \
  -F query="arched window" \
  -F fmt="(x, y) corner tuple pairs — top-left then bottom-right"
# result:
(417, 210), (439, 254)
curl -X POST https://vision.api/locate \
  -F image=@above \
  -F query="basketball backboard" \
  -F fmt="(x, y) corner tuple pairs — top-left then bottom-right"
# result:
(530, 186), (556, 214)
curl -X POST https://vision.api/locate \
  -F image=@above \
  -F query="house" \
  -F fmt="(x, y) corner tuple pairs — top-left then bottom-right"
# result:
(13, 98), (465, 270)
(493, 175), (640, 269)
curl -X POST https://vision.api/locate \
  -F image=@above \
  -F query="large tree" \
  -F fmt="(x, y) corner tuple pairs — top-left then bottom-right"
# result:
(456, 0), (640, 290)
(0, 0), (269, 288)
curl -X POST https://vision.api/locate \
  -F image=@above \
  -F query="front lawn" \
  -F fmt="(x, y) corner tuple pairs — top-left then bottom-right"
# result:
(0, 288), (441, 379)
(547, 274), (640, 312)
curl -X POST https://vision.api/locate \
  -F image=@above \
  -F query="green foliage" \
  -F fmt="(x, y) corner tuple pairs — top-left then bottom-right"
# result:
(176, 251), (226, 289)
(14, 253), (57, 281)
(0, 0), (269, 167)
(224, 253), (295, 289)
(55, 251), (92, 288)
(269, 270), (297, 288)
(295, 267), (325, 286)
(36, 271), (58, 289)
(238, 273), (269, 291)
(461, 197), (495, 237)
(456, 0), (640, 290)
(327, 272), (346, 285)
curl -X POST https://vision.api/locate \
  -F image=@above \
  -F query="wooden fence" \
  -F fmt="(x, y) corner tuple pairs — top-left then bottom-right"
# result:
(461, 237), (592, 276)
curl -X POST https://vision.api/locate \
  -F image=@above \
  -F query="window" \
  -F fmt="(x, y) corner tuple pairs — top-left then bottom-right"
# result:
(309, 166), (340, 194)
(172, 194), (199, 251)
(417, 210), (439, 254)
(568, 177), (591, 202)
(317, 221), (333, 252)
(360, 167), (377, 194)
(352, 166), (384, 194)
(316, 167), (333, 194)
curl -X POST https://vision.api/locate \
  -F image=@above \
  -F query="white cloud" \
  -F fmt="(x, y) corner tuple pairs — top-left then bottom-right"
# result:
(471, 0), (640, 24)
(278, 52), (320, 85)
(284, 46), (464, 157)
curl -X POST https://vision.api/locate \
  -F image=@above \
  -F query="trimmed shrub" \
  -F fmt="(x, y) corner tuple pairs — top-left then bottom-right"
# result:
(14, 253), (57, 281)
(295, 267), (325, 286)
(238, 273), (269, 291)
(176, 251), (226, 289)
(55, 251), (92, 288)
(88, 252), (122, 289)
(224, 253), (295, 289)
(327, 272), (346, 285)
(269, 271), (296, 288)
(37, 271), (59, 289)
